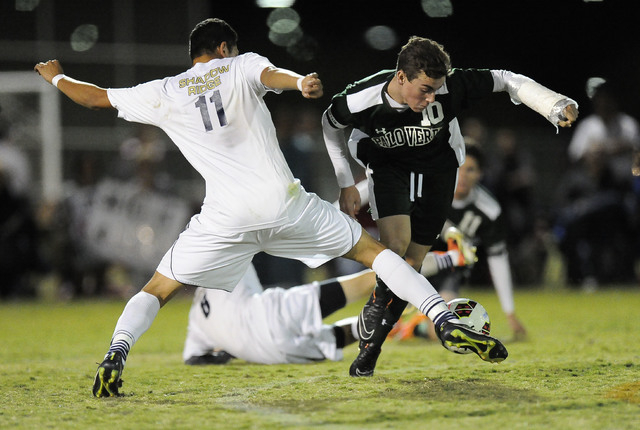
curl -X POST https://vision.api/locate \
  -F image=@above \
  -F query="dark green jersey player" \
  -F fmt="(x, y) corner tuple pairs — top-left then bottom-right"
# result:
(432, 142), (527, 339)
(322, 36), (577, 377)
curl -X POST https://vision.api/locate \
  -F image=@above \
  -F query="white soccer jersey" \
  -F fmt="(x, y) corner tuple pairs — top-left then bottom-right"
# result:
(107, 53), (296, 231)
(183, 264), (341, 364)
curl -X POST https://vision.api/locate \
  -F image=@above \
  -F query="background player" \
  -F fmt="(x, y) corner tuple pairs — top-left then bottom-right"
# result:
(390, 141), (528, 341)
(322, 36), (577, 376)
(184, 265), (373, 366)
(34, 19), (507, 396)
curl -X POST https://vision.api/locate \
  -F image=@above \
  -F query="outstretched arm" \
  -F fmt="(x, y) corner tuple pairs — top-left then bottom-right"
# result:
(492, 70), (578, 129)
(260, 67), (323, 99)
(34, 60), (112, 110)
(486, 252), (527, 338)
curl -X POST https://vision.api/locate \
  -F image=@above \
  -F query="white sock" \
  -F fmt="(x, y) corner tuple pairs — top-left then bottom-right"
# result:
(372, 249), (454, 327)
(107, 291), (160, 361)
(420, 250), (460, 277)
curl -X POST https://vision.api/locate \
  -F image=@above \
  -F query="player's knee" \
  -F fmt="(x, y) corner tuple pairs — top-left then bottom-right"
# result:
(344, 231), (385, 267)
(142, 272), (184, 307)
(403, 256), (422, 271)
(383, 237), (411, 257)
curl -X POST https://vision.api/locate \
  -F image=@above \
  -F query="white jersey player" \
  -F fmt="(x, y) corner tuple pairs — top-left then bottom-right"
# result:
(183, 265), (375, 365)
(35, 18), (510, 398)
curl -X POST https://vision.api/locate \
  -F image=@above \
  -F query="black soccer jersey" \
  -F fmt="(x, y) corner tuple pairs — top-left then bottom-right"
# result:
(443, 184), (507, 256)
(326, 68), (495, 172)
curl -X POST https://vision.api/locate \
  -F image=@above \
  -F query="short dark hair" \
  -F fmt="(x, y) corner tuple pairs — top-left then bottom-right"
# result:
(396, 36), (451, 81)
(465, 140), (485, 170)
(189, 18), (238, 60)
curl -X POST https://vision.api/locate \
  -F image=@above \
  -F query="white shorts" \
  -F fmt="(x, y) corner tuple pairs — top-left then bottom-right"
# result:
(157, 191), (362, 291)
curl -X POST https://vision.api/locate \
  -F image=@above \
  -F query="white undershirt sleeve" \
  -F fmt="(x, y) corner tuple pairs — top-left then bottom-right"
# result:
(487, 252), (515, 315)
(322, 109), (355, 188)
(491, 70), (577, 129)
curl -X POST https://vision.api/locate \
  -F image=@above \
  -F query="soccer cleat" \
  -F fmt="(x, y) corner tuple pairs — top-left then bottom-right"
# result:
(184, 351), (235, 365)
(351, 279), (407, 376)
(349, 342), (381, 377)
(438, 320), (508, 363)
(444, 226), (478, 266)
(92, 351), (124, 397)
(349, 290), (388, 377)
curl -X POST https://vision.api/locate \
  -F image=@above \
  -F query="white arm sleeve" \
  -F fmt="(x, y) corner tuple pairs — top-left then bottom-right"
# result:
(322, 109), (355, 188)
(487, 252), (515, 314)
(491, 70), (577, 129)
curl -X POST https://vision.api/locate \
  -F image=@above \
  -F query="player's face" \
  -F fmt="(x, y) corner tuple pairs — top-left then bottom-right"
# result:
(400, 71), (445, 113)
(455, 155), (482, 199)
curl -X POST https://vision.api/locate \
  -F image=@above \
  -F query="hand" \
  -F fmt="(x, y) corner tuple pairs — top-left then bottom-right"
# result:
(506, 313), (527, 341)
(558, 103), (579, 128)
(300, 72), (323, 99)
(34, 59), (64, 84)
(339, 185), (361, 217)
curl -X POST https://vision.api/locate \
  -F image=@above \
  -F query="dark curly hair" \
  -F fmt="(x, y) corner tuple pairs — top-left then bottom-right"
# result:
(396, 36), (451, 81)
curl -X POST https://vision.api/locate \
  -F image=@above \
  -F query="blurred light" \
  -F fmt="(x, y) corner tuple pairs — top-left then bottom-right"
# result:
(137, 225), (155, 245)
(267, 8), (303, 47)
(256, 0), (296, 7)
(268, 26), (303, 47)
(586, 77), (606, 99)
(15, 0), (39, 11)
(421, 0), (453, 18)
(364, 26), (398, 51)
(70, 24), (99, 52)
(267, 8), (300, 32)
(270, 18), (299, 34)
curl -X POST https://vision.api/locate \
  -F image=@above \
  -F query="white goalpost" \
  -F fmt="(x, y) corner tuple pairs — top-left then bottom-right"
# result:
(0, 71), (62, 201)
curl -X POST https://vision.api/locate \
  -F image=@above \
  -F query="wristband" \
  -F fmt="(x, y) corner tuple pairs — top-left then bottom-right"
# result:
(52, 74), (66, 88)
(296, 77), (304, 92)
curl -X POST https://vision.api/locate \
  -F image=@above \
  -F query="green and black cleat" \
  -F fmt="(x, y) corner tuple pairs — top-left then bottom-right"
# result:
(438, 320), (508, 363)
(92, 351), (124, 397)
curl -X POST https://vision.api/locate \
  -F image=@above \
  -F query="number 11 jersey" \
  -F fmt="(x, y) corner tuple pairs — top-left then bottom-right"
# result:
(107, 53), (297, 232)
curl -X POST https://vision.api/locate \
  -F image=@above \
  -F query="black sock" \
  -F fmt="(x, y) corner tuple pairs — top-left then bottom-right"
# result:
(333, 325), (346, 348)
(318, 280), (346, 318)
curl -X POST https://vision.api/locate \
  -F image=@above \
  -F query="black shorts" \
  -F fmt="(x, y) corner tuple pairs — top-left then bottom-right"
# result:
(368, 164), (457, 246)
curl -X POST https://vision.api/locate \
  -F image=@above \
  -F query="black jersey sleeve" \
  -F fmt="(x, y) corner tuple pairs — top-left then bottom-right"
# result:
(446, 68), (495, 113)
(326, 95), (351, 128)
(327, 70), (395, 128)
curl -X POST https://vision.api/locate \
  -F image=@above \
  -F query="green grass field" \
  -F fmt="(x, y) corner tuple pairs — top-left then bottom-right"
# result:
(1, 286), (639, 429)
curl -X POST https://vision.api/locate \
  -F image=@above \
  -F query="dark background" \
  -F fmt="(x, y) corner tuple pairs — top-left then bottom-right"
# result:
(2, 0), (639, 121)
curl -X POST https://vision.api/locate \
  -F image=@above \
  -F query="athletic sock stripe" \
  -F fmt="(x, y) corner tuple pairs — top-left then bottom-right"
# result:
(433, 311), (456, 328)
(435, 254), (453, 270)
(108, 341), (130, 357)
(419, 295), (456, 330)
(418, 294), (444, 316)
